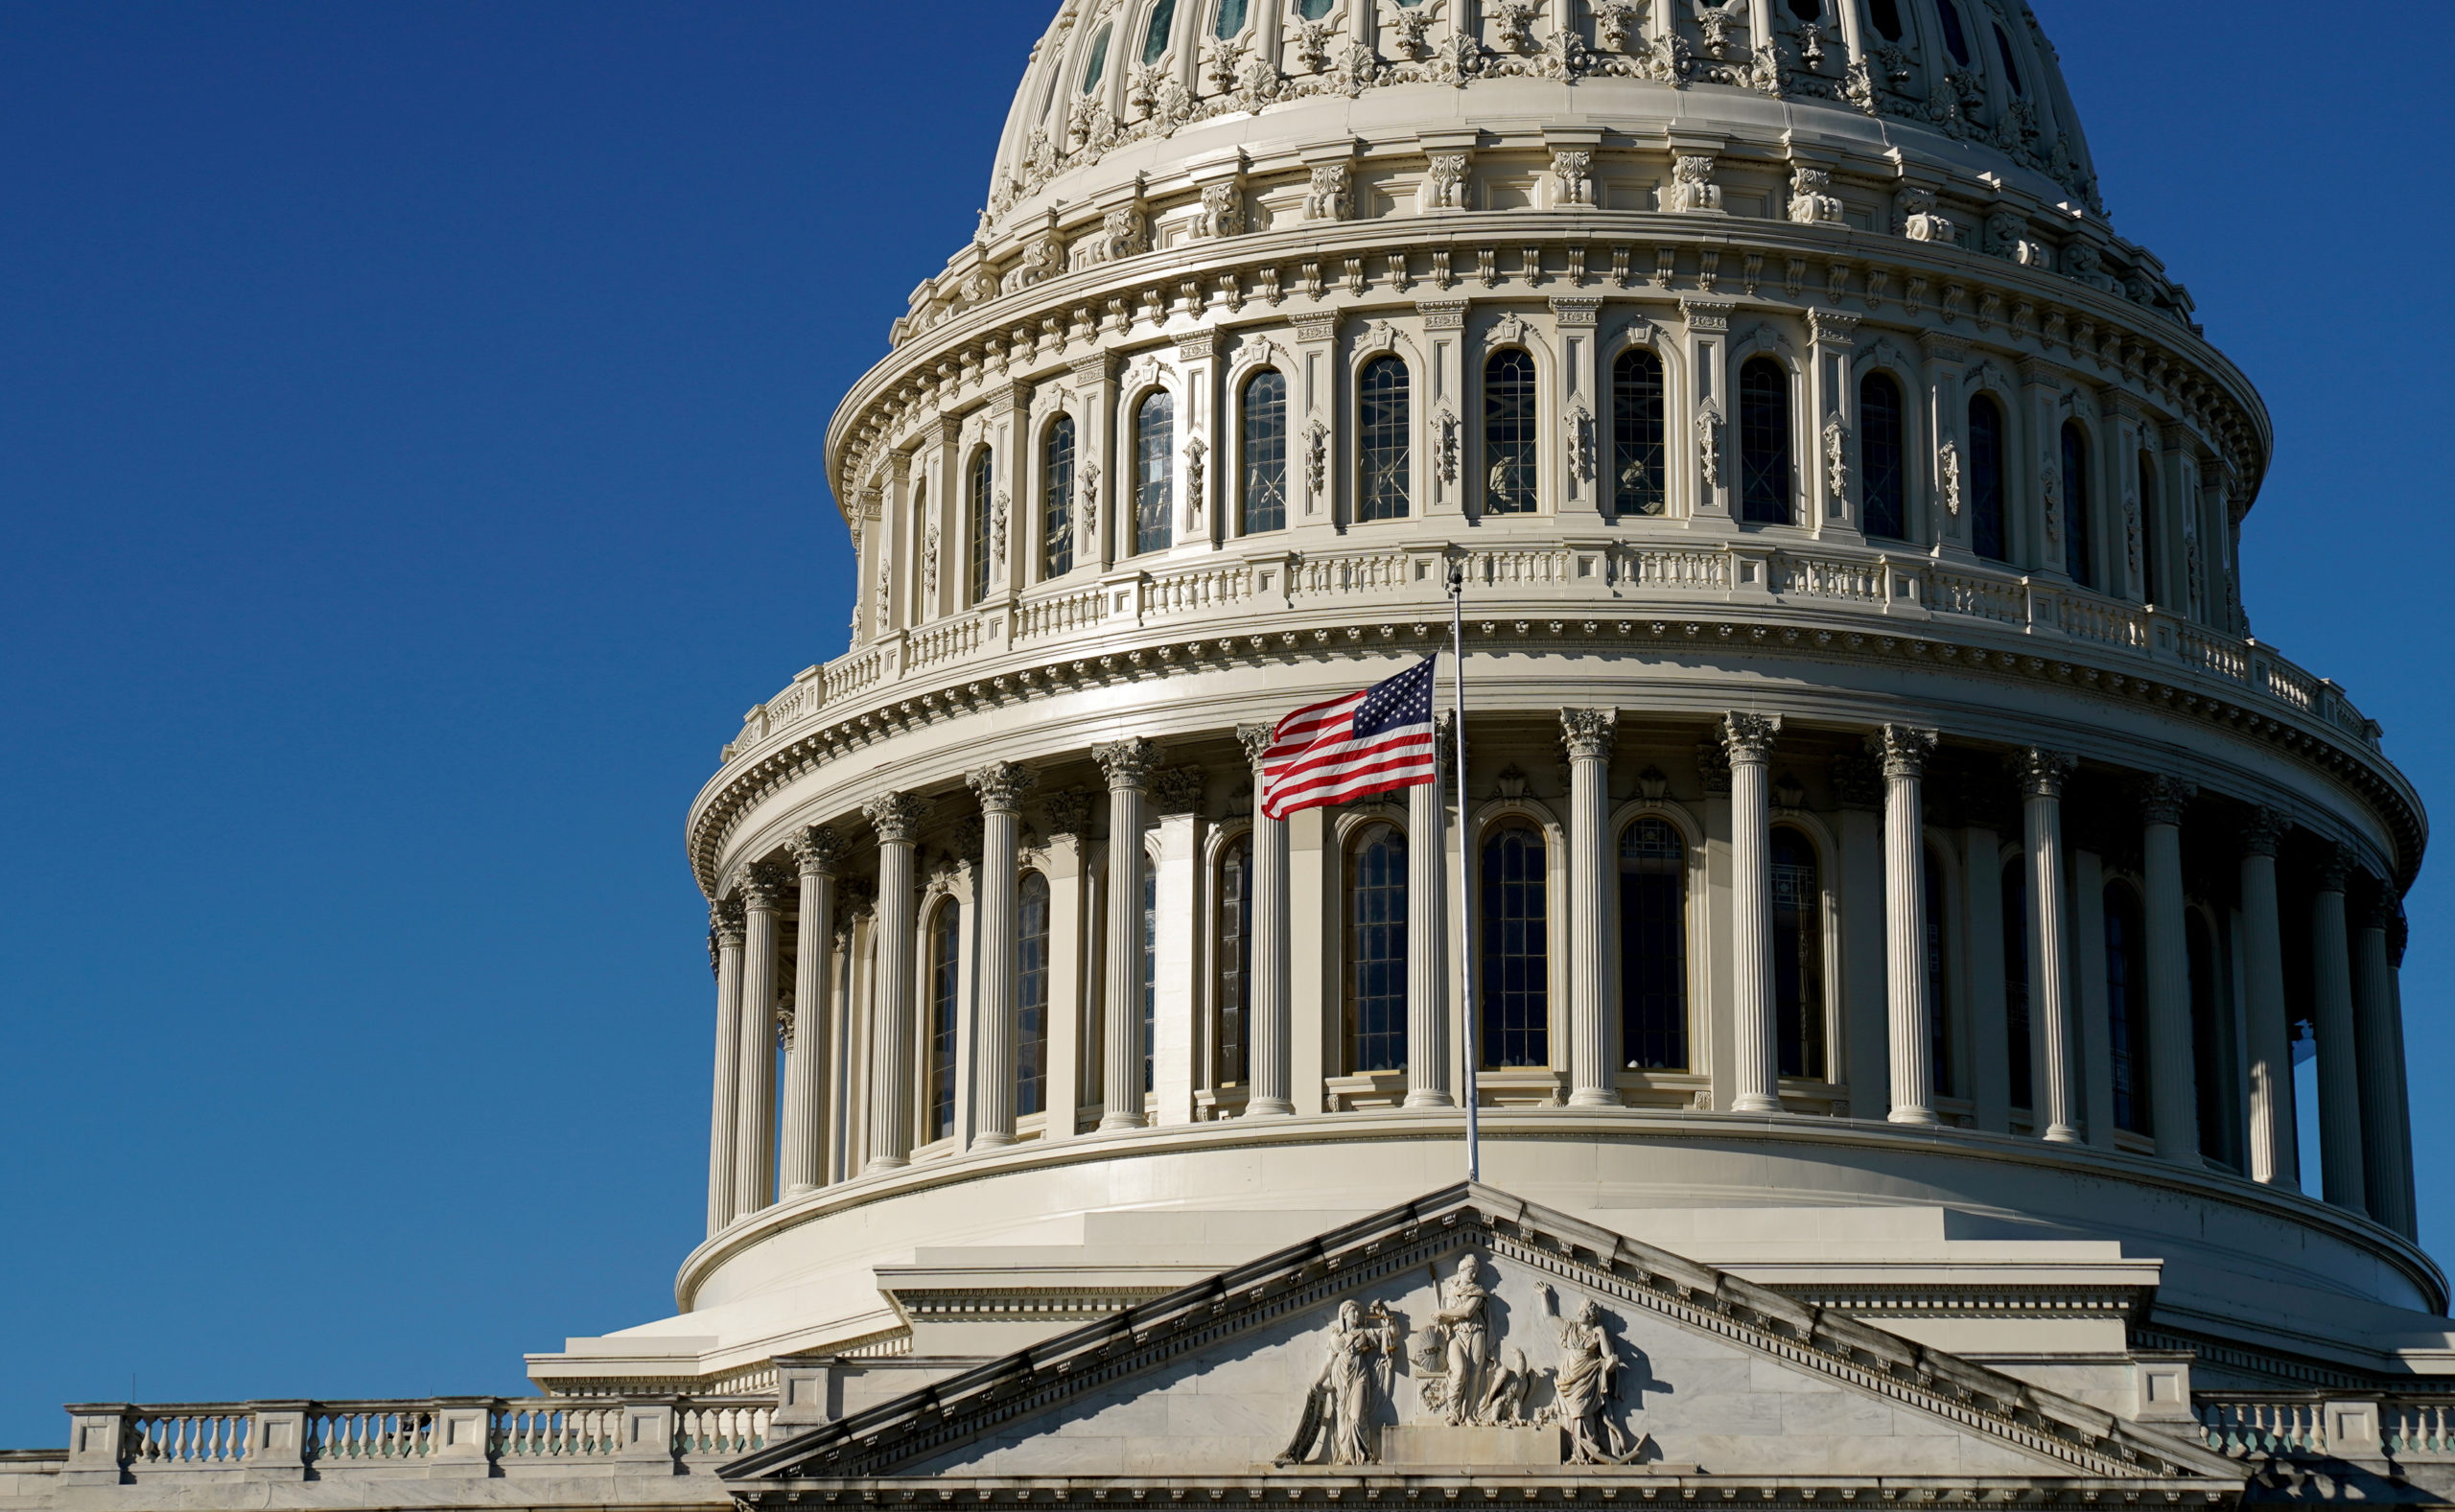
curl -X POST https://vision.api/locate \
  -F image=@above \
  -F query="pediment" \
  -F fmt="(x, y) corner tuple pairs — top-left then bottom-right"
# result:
(723, 1184), (2235, 1495)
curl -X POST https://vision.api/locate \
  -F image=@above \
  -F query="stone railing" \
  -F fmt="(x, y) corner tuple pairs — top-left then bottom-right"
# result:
(719, 543), (2383, 768)
(2198, 1396), (2455, 1463)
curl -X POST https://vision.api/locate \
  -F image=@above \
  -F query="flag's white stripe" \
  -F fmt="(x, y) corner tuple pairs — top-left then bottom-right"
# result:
(1262, 728), (1434, 794)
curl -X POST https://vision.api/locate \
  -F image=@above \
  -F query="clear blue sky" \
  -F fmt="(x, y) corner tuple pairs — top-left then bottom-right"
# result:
(2, 2), (2448, 1449)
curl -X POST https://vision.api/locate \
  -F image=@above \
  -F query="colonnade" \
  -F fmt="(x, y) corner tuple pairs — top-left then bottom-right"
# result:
(700, 713), (2417, 1245)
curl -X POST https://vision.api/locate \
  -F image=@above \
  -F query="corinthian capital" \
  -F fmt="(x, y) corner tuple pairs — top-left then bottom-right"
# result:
(863, 789), (929, 845)
(1719, 711), (1782, 764)
(2012, 748), (2074, 800)
(1236, 722), (1276, 769)
(734, 860), (792, 911)
(2315, 844), (2353, 895)
(1092, 736), (1159, 791)
(2238, 805), (2288, 861)
(1042, 787), (1096, 837)
(2136, 775), (2198, 828)
(709, 896), (746, 946)
(967, 760), (1032, 814)
(1559, 707), (1619, 762)
(788, 825), (844, 877)
(1871, 725), (1939, 780)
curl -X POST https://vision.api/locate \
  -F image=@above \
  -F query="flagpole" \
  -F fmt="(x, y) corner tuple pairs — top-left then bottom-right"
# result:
(1447, 563), (1479, 1185)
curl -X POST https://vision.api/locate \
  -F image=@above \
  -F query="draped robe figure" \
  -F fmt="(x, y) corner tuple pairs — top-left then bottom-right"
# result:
(1276, 1300), (1398, 1466)
(1539, 1283), (1634, 1464)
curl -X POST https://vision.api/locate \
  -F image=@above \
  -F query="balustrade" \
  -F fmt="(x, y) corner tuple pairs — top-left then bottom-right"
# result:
(126, 1410), (250, 1466)
(2197, 1397), (2455, 1464)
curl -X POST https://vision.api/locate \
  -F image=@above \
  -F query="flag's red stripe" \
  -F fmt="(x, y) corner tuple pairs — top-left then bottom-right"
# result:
(1266, 728), (1429, 781)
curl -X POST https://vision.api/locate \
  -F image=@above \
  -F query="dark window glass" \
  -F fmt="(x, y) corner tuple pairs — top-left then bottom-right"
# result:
(1739, 358), (1793, 524)
(2002, 858), (2032, 1110)
(1298, 0), (1335, 16)
(1136, 389), (1175, 553)
(2104, 884), (2151, 1135)
(2139, 454), (2161, 605)
(1142, 0), (1176, 64)
(1241, 369), (1288, 535)
(1867, 0), (1904, 41)
(1772, 828), (1825, 1080)
(1994, 23), (2024, 95)
(1043, 416), (1076, 578)
(1788, 0), (1821, 17)
(1018, 873), (1050, 1117)
(1859, 373), (1907, 539)
(969, 449), (994, 604)
(1347, 823), (1408, 1073)
(1483, 349), (1537, 515)
(1213, 0), (1249, 39)
(1969, 395), (2006, 562)
(1925, 848), (1952, 1100)
(1218, 833), (1252, 1085)
(1620, 819), (1689, 1070)
(1612, 347), (1667, 518)
(2062, 422), (2093, 587)
(1142, 864), (1157, 1094)
(1935, 0), (1972, 64)
(1480, 824), (1549, 1068)
(927, 903), (961, 1143)
(2187, 911), (2228, 1166)
(1083, 24), (1111, 92)
(1359, 357), (1412, 522)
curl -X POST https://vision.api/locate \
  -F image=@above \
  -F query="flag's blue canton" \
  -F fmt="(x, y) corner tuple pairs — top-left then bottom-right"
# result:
(1353, 658), (1436, 739)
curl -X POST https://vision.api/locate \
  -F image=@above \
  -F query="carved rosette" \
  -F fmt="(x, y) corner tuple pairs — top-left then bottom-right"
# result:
(967, 760), (1032, 815)
(863, 790), (929, 846)
(1092, 736), (1159, 792)
(1873, 725), (1939, 781)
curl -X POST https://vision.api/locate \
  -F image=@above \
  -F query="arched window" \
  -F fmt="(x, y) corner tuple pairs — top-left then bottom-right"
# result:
(1241, 369), (1288, 535)
(1859, 372), (1907, 540)
(926, 901), (961, 1143)
(1968, 395), (2006, 562)
(1480, 823), (1549, 1068)
(1993, 23), (2025, 95)
(2187, 910), (2227, 1164)
(1772, 827), (1826, 1080)
(1612, 347), (1667, 517)
(1298, 0), (1335, 16)
(968, 448), (994, 604)
(1141, 0), (1177, 64)
(1082, 24), (1112, 93)
(2138, 453), (2162, 604)
(1483, 348), (1537, 515)
(1135, 389), (1174, 554)
(2001, 857), (2031, 1110)
(1213, 0), (1249, 40)
(1141, 862), (1157, 1094)
(1346, 822), (1408, 1073)
(1935, 0), (1972, 65)
(2103, 882), (2150, 1135)
(1359, 356), (1412, 522)
(1739, 358), (1793, 524)
(1620, 818), (1689, 1070)
(1217, 832), (1252, 1086)
(1866, 0), (1904, 42)
(1018, 873), (1050, 1117)
(1043, 415), (1076, 578)
(2061, 421), (2093, 587)
(1925, 846), (1952, 1100)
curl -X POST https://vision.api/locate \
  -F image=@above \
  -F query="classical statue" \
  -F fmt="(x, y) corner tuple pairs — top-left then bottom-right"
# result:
(1536, 1282), (1636, 1465)
(1276, 1299), (1399, 1467)
(1427, 1255), (1493, 1424)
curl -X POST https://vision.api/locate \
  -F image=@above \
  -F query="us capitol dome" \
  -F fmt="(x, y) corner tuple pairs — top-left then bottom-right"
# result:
(14, 3), (2449, 1509)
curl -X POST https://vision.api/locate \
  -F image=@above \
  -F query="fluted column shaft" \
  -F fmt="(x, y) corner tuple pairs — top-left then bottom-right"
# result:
(2237, 810), (2297, 1188)
(2353, 891), (2412, 1235)
(970, 763), (1029, 1150)
(705, 900), (745, 1236)
(1879, 727), (1939, 1126)
(1239, 726), (1294, 1116)
(2020, 751), (2082, 1144)
(1725, 713), (1783, 1114)
(2139, 777), (2200, 1163)
(781, 830), (841, 1198)
(1404, 774), (1454, 1108)
(863, 792), (925, 1172)
(1095, 739), (1157, 1131)
(733, 868), (784, 1219)
(1562, 709), (1617, 1107)
(2310, 850), (2366, 1214)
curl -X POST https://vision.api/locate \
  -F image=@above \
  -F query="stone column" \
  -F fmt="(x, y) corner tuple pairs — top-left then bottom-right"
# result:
(1877, 726), (1940, 1126)
(2139, 776), (2201, 1164)
(1152, 766), (1206, 1126)
(733, 864), (786, 1220)
(1039, 789), (1095, 1138)
(1094, 737), (1157, 1131)
(862, 791), (926, 1172)
(2236, 808), (2297, 1189)
(2388, 915), (2419, 1234)
(780, 827), (841, 1198)
(1562, 709), (1619, 1107)
(1406, 763), (1454, 1110)
(968, 762), (1030, 1151)
(2310, 847), (2367, 1215)
(1724, 712), (1784, 1114)
(1238, 726), (1294, 1116)
(2353, 888), (2413, 1235)
(705, 898), (745, 1236)
(2017, 750), (2082, 1143)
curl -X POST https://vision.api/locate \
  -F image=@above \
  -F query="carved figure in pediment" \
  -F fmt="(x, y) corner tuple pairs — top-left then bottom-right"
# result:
(1275, 1299), (1399, 1467)
(1424, 1256), (1494, 1424)
(1535, 1283), (1639, 1465)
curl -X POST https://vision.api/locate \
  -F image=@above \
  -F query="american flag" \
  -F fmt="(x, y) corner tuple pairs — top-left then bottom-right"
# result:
(1259, 658), (1440, 820)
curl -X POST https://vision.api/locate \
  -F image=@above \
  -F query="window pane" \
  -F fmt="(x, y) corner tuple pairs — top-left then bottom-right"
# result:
(1213, 0), (1249, 40)
(1483, 349), (1537, 515)
(1298, 0), (1335, 16)
(1142, 0), (1176, 65)
(1994, 23), (2025, 95)
(1867, 0), (1904, 43)
(969, 449), (994, 604)
(1772, 829), (1824, 1079)
(1480, 824), (1549, 1068)
(1359, 357), (1412, 522)
(928, 905), (961, 1142)
(1612, 348), (1667, 518)
(1083, 25), (1111, 92)
(2062, 423), (2093, 587)
(2002, 859), (2031, 1109)
(1019, 874), (1050, 1117)
(1739, 359), (1792, 524)
(1935, 0), (1972, 65)
(1969, 396), (2005, 562)
(1348, 824), (1409, 1072)
(1620, 819), (1688, 1070)
(2139, 454), (2161, 605)
(1136, 389), (1175, 553)
(1043, 416), (1076, 578)
(1241, 370), (1287, 535)
(1218, 834), (1252, 1085)
(1859, 373), (1906, 540)
(2105, 885), (2150, 1135)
